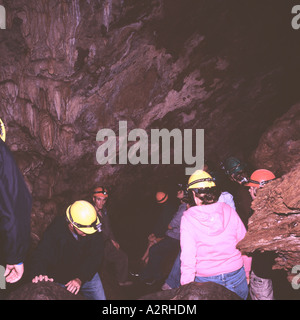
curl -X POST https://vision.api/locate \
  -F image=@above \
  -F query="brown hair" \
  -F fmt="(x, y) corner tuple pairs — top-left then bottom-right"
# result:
(192, 187), (221, 205)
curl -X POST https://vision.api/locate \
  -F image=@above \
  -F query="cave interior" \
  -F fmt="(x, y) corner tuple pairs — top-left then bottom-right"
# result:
(0, 0), (300, 299)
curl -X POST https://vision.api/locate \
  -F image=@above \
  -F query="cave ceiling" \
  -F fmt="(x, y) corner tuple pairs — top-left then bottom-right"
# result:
(0, 0), (299, 223)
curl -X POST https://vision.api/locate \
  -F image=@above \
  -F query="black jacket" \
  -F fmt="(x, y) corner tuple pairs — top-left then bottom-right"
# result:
(30, 216), (104, 284)
(0, 139), (32, 265)
(152, 199), (178, 238)
(230, 183), (252, 229)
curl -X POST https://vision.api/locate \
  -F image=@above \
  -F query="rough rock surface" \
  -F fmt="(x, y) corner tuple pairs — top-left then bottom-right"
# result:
(252, 103), (300, 176)
(0, 0), (298, 250)
(139, 281), (241, 300)
(237, 163), (300, 272)
(0, 0), (300, 299)
(8, 282), (85, 300)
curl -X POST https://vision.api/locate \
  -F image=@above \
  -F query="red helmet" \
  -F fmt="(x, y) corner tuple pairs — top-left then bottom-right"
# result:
(156, 191), (168, 204)
(245, 169), (275, 188)
(93, 186), (108, 198)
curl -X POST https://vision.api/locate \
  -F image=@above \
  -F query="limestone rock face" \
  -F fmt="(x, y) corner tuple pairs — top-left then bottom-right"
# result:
(0, 0), (299, 275)
(237, 163), (300, 272)
(252, 103), (300, 176)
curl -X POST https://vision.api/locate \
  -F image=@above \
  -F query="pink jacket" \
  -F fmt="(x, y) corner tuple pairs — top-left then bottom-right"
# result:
(180, 201), (251, 285)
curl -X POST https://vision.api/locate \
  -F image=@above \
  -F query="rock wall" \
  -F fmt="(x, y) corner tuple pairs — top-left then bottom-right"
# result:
(237, 163), (300, 272)
(240, 101), (300, 277)
(252, 103), (300, 176)
(0, 0), (299, 247)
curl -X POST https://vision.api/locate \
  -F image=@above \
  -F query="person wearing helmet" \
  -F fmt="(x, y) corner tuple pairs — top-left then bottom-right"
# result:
(92, 186), (132, 287)
(155, 191), (168, 204)
(246, 169), (276, 300)
(152, 191), (178, 238)
(161, 186), (192, 290)
(222, 156), (252, 228)
(161, 167), (238, 291)
(93, 186), (109, 214)
(180, 170), (251, 299)
(246, 169), (276, 199)
(139, 190), (177, 267)
(204, 160), (237, 210)
(138, 187), (187, 286)
(0, 118), (32, 297)
(30, 200), (106, 300)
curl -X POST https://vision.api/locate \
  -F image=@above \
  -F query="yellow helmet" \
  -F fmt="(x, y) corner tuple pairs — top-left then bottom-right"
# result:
(0, 118), (6, 142)
(187, 170), (216, 190)
(66, 200), (101, 234)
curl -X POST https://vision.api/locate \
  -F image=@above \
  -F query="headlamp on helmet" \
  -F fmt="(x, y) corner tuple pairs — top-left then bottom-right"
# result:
(231, 172), (249, 185)
(93, 186), (108, 198)
(245, 169), (275, 188)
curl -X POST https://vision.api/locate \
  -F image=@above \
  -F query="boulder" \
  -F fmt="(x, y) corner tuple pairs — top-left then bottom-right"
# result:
(139, 281), (241, 300)
(8, 281), (85, 300)
(237, 163), (300, 272)
(252, 103), (300, 176)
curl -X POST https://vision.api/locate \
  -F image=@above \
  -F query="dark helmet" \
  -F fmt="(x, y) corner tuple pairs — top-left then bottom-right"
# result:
(222, 157), (246, 175)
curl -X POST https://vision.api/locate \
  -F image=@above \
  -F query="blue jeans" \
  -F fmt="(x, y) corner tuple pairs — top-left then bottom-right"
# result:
(165, 251), (181, 289)
(81, 273), (106, 300)
(140, 236), (180, 282)
(195, 267), (249, 300)
(60, 273), (106, 300)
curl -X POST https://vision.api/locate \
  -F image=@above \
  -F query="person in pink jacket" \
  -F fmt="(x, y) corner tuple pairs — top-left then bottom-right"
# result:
(180, 170), (251, 300)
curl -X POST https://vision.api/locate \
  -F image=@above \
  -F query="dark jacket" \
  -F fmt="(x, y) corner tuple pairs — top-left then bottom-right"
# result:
(248, 208), (276, 279)
(0, 139), (32, 265)
(231, 183), (252, 229)
(152, 199), (178, 238)
(30, 215), (104, 284)
(97, 207), (117, 243)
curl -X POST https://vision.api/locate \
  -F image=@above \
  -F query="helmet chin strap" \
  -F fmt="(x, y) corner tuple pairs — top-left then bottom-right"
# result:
(69, 223), (85, 240)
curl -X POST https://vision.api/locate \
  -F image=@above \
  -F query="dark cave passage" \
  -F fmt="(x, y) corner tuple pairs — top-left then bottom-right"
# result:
(1, 0), (300, 300)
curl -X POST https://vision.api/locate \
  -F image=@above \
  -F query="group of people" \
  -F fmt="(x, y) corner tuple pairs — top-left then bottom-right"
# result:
(0, 115), (280, 300)
(30, 186), (133, 300)
(133, 157), (278, 300)
(0, 118), (133, 300)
